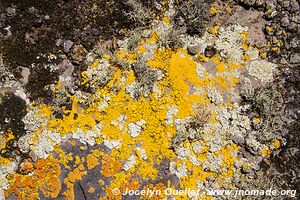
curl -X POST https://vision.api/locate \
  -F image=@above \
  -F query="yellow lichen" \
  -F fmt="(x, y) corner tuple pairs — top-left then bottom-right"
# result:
(209, 6), (218, 15)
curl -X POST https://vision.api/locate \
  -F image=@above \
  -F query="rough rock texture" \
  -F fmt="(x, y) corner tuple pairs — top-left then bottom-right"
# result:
(0, 0), (299, 200)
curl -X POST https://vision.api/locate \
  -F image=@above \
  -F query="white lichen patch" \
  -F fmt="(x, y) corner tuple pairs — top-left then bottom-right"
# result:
(82, 58), (114, 88)
(196, 63), (206, 79)
(174, 144), (191, 160)
(104, 139), (122, 149)
(136, 147), (147, 160)
(19, 106), (103, 159)
(128, 120), (146, 138)
(166, 106), (178, 124)
(123, 155), (136, 171)
(18, 130), (62, 159)
(170, 161), (187, 178)
(189, 155), (202, 166)
(207, 88), (223, 105)
(125, 81), (139, 99)
(72, 126), (101, 146)
(215, 24), (249, 63)
(247, 60), (276, 83)
(191, 141), (206, 154)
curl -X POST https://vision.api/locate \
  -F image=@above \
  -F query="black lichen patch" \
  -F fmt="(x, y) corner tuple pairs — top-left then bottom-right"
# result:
(0, 92), (27, 158)
(0, 0), (138, 68)
(25, 64), (58, 102)
(0, 0), (146, 103)
(270, 67), (300, 192)
(0, 93), (27, 138)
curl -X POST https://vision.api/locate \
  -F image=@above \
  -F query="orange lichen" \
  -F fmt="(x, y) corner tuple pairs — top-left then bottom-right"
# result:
(19, 159), (34, 174)
(102, 187), (122, 200)
(120, 178), (140, 192)
(86, 154), (99, 170)
(34, 157), (61, 198)
(63, 164), (87, 200)
(88, 187), (95, 193)
(5, 174), (39, 200)
(5, 157), (61, 200)
(101, 154), (121, 177)
(142, 183), (167, 200)
(4, 19), (279, 200)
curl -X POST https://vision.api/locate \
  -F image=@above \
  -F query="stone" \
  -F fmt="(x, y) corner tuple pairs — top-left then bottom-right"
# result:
(243, 0), (256, 6)
(28, 7), (36, 14)
(280, 17), (289, 27)
(281, 0), (290, 8)
(291, 15), (300, 23)
(63, 40), (74, 53)
(55, 39), (63, 46)
(204, 46), (216, 58)
(290, 53), (300, 64)
(44, 15), (50, 20)
(255, 0), (265, 6)
(187, 45), (200, 55)
(6, 7), (16, 17)
(290, 0), (300, 12)
(288, 22), (298, 32)
(18, 67), (30, 85)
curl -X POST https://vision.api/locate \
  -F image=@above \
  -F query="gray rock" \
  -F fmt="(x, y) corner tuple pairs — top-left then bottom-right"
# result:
(44, 15), (50, 20)
(243, 0), (256, 6)
(91, 28), (99, 36)
(18, 66), (30, 84)
(291, 15), (300, 23)
(288, 22), (298, 32)
(255, 0), (265, 6)
(290, 37), (299, 49)
(63, 40), (74, 53)
(28, 7), (36, 14)
(265, 0), (276, 10)
(0, 13), (6, 20)
(281, 0), (290, 8)
(290, 53), (300, 64)
(231, 134), (245, 145)
(280, 17), (290, 27)
(187, 45), (200, 55)
(55, 39), (63, 46)
(288, 147), (299, 157)
(290, 0), (300, 12)
(6, 7), (16, 17)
